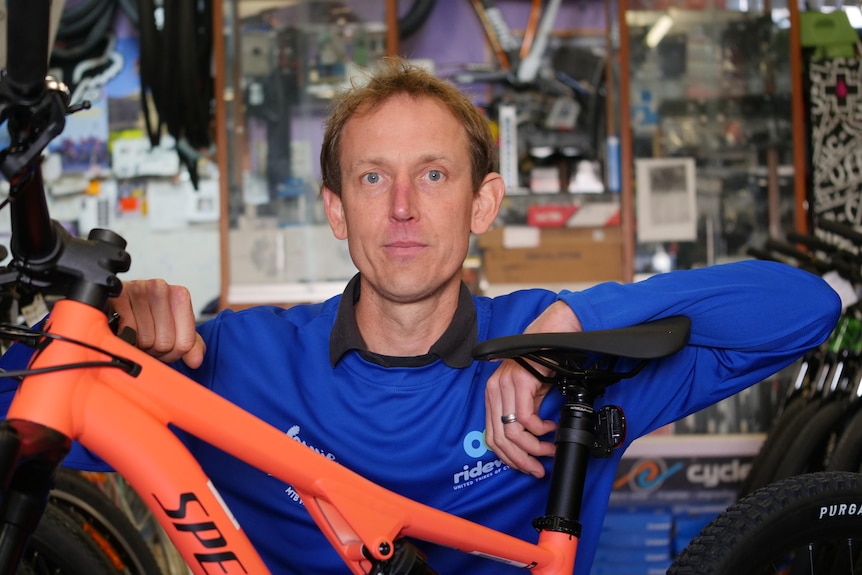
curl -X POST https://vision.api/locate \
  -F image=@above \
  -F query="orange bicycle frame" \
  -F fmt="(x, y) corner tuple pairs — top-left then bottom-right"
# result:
(6, 299), (577, 575)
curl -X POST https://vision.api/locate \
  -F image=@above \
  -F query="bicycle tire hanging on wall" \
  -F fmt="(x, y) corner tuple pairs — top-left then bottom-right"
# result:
(398, 0), (436, 40)
(48, 0), (211, 187)
(138, 0), (214, 189)
(49, 0), (124, 95)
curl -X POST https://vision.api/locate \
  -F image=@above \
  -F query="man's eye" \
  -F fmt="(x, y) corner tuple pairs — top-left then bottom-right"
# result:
(427, 170), (443, 182)
(362, 173), (380, 184)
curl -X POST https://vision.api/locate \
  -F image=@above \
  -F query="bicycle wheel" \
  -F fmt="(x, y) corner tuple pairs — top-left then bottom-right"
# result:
(827, 408), (862, 472)
(668, 471), (862, 575)
(49, 469), (163, 575)
(739, 396), (822, 496)
(770, 399), (854, 480)
(21, 503), (117, 575)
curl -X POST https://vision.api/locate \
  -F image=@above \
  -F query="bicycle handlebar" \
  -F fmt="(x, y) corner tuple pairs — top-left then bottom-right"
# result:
(0, 0), (130, 307)
(2, 0), (58, 263)
(785, 231), (839, 255)
(5, 1), (50, 101)
(817, 218), (862, 247)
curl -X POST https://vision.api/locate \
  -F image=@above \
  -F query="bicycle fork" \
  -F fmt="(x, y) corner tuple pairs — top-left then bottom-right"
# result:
(0, 418), (70, 575)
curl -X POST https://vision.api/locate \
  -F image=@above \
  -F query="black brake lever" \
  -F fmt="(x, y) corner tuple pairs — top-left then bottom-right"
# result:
(106, 309), (137, 346)
(0, 79), (70, 181)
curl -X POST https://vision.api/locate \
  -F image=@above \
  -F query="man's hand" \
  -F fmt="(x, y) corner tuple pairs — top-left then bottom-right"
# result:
(110, 279), (206, 368)
(484, 300), (582, 477)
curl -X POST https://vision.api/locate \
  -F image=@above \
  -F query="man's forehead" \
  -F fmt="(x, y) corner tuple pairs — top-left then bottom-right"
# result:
(351, 93), (452, 119)
(342, 97), (468, 153)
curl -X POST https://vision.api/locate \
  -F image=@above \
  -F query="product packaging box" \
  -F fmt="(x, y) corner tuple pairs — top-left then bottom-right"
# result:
(477, 226), (623, 284)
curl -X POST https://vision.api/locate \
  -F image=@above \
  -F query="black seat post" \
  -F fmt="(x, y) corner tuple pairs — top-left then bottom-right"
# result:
(534, 382), (598, 539)
(472, 316), (692, 537)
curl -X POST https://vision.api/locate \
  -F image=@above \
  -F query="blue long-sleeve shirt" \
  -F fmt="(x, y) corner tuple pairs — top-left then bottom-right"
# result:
(0, 260), (841, 574)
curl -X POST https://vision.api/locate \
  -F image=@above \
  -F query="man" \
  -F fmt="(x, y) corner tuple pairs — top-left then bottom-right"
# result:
(4, 58), (842, 574)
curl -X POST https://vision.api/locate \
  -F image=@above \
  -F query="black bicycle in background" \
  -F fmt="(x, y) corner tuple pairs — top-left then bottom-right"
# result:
(669, 217), (862, 574)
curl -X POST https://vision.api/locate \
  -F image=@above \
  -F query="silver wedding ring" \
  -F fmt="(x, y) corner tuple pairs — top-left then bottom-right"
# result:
(501, 413), (518, 425)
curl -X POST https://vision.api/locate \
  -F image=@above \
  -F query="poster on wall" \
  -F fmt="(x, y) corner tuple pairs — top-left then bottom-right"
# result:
(635, 157), (697, 243)
(808, 57), (862, 226)
(45, 10), (147, 177)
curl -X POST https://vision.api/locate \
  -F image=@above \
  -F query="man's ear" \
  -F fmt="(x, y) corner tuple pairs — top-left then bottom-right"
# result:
(322, 186), (347, 240)
(471, 173), (505, 234)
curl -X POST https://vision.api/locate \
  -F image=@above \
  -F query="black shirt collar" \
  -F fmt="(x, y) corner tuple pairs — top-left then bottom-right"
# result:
(329, 273), (477, 368)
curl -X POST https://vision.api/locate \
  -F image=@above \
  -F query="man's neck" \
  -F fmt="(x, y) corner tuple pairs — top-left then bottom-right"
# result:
(355, 280), (461, 357)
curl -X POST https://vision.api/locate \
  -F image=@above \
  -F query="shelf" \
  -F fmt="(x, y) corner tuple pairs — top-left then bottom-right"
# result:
(619, 2), (798, 272)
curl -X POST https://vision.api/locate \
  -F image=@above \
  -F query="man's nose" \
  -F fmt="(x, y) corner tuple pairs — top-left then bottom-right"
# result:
(390, 177), (416, 220)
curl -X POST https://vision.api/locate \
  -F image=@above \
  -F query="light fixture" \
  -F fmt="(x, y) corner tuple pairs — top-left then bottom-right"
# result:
(645, 13), (674, 48)
(844, 6), (862, 28)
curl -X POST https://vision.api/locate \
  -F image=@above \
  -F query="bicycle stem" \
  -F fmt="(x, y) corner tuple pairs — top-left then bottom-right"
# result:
(0, 0), (126, 310)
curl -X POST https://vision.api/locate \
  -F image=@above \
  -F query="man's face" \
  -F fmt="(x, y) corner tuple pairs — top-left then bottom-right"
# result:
(323, 94), (500, 305)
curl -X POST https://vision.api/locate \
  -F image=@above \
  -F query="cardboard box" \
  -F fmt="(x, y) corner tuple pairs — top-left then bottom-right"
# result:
(477, 226), (623, 284)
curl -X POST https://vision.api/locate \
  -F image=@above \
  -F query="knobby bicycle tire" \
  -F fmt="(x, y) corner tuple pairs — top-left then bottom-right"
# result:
(21, 503), (117, 575)
(770, 399), (855, 481)
(828, 407), (862, 472)
(49, 469), (163, 575)
(668, 471), (862, 575)
(740, 396), (822, 496)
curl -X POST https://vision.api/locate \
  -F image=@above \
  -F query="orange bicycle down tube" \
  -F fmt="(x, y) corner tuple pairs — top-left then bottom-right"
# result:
(6, 298), (578, 575)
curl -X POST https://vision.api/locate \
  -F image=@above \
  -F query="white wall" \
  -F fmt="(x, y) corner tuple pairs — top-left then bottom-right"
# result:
(4, 177), (224, 319)
(110, 218), (220, 316)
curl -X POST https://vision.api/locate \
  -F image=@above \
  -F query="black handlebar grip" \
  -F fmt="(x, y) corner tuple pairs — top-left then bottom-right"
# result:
(786, 231), (838, 254)
(817, 218), (862, 247)
(5, 0), (51, 100)
(764, 238), (811, 262)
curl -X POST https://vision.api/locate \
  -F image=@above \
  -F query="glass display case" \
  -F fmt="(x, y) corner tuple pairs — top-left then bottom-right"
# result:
(216, 1), (391, 308)
(612, 0), (807, 434)
(620, 0), (797, 275)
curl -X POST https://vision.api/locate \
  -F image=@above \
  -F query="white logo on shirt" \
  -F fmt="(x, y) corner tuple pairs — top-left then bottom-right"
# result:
(282, 425), (338, 504)
(454, 429), (508, 488)
(286, 425), (337, 461)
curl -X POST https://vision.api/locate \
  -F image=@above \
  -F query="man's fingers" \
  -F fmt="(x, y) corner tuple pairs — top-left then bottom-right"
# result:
(494, 425), (552, 478)
(484, 302), (582, 478)
(110, 279), (203, 366)
(485, 360), (556, 478)
(169, 284), (199, 354)
(181, 333), (207, 369)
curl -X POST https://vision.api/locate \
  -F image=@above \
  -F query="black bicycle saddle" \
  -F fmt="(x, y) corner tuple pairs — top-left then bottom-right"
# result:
(472, 315), (691, 362)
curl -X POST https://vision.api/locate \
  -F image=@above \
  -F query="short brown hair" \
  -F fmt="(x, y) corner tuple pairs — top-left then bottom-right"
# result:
(320, 57), (498, 196)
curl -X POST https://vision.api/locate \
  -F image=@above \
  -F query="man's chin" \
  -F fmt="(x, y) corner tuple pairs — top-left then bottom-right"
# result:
(370, 274), (459, 304)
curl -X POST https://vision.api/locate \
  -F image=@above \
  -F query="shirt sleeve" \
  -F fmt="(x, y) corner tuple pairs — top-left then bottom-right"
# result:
(556, 259), (842, 436)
